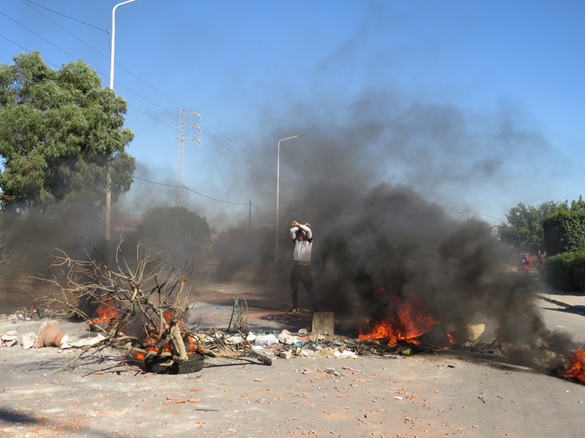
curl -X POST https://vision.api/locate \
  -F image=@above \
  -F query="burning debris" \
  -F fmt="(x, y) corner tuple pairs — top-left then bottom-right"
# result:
(3, 183), (580, 385)
(30, 243), (275, 373)
(88, 297), (120, 329)
(285, 184), (584, 383)
(358, 289), (439, 346)
(560, 348), (585, 384)
(1, 299), (583, 384)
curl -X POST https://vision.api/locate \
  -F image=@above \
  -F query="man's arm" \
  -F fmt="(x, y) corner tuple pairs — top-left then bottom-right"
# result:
(298, 223), (312, 240)
(290, 220), (300, 240)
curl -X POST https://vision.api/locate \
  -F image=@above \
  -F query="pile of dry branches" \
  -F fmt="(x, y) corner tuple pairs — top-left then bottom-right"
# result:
(37, 242), (270, 371)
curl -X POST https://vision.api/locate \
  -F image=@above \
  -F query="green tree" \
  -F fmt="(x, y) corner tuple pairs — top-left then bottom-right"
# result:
(139, 206), (213, 272)
(543, 197), (585, 256)
(0, 52), (135, 211)
(496, 201), (560, 251)
(545, 251), (585, 292)
(553, 196), (585, 214)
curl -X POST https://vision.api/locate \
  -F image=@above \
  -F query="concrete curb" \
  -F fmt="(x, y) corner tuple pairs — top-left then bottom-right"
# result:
(538, 295), (573, 308)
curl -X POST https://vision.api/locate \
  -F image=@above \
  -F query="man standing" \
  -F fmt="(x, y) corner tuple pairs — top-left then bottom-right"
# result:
(520, 251), (532, 273)
(289, 220), (317, 313)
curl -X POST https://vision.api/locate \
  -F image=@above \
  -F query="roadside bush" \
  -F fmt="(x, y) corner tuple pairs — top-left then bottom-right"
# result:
(139, 206), (212, 273)
(212, 226), (273, 281)
(545, 251), (585, 292)
(543, 210), (585, 256)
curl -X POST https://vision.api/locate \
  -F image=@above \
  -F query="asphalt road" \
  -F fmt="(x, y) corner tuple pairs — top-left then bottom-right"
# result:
(538, 293), (584, 344)
(0, 287), (583, 438)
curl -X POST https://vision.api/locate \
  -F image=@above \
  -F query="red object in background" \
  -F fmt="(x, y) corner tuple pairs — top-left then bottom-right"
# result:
(521, 252), (532, 271)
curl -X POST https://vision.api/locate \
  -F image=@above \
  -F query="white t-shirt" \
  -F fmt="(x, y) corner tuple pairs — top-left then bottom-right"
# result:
(290, 224), (313, 263)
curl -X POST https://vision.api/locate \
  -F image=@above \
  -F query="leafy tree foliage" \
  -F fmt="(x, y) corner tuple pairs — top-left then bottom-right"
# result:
(496, 201), (560, 251)
(139, 206), (213, 272)
(0, 52), (135, 211)
(545, 251), (585, 292)
(496, 197), (584, 252)
(543, 211), (585, 256)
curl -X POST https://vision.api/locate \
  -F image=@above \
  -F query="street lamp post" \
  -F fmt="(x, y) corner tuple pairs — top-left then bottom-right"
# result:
(275, 133), (304, 262)
(106, 0), (136, 242)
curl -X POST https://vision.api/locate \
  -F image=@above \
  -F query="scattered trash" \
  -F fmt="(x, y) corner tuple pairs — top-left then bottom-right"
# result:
(334, 350), (358, 359)
(254, 333), (278, 346)
(226, 334), (244, 344)
(1, 332), (18, 347)
(21, 333), (37, 349)
(69, 334), (106, 348)
(278, 329), (298, 345)
(36, 320), (68, 349)
(279, 350), (293, 359)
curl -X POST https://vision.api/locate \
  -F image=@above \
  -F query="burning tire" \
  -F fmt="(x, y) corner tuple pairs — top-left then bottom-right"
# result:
(144, 353), (204, 374)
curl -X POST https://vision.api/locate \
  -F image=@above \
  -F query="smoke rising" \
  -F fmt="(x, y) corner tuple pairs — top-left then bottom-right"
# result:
(211, 87), (580, 363)
(0, 56), (578, 369)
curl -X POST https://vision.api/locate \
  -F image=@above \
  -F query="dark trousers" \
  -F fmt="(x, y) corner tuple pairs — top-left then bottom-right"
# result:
(290, 263), (317, 311)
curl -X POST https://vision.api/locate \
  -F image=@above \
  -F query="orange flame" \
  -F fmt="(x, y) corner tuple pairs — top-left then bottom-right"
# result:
(184, 333), (201, 354)
(446, 331), (455, 344)
(359, 293), (438, 346)
(90, 299), (120, 325)
(561, 349), (585, 383)
(163, 310), (175, 324)
(134, 330), (202, 361)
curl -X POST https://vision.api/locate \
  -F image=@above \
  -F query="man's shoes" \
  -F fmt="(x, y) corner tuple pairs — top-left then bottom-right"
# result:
(288, 308), (300, 314)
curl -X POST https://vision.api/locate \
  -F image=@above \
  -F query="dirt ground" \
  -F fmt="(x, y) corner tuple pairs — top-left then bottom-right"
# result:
(0, 281), (584, 438)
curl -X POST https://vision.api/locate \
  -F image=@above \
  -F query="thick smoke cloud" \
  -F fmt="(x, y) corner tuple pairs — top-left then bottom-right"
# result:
(0, 59), (577, 368)
(306, 184), (544, 347)
(211, 87), (579, 363)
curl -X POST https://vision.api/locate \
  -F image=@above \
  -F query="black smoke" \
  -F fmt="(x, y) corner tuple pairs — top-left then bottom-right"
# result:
(209, 87), (581, 367)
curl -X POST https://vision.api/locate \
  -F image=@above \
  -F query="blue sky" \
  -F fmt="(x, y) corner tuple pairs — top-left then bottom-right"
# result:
(0, 0), (584, 230)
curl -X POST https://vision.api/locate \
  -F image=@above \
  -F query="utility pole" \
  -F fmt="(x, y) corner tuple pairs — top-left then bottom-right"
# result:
(177, 109), (185, 206)
(106, 0), (136, 242)
(275, 133), (304, 262)
(177, 111), (201, 206)
(191, 111), (201, 147)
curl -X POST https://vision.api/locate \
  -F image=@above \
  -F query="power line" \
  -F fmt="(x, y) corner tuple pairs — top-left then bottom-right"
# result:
(455, 209), (505, 224)
(468, 210), (506, 223)
(0, 33), (29, 54)
(23, 0), (108, 32)
(15, 2), (182, 129)
(0, 19), (181, 137)
(22, 0), (109, 58)
(0, 31), (177, 134)
(1, 5), (253, 169)
(22, 3), (249, 162)
(132, 176), (250, 206)
(0, 10), (80, 61)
